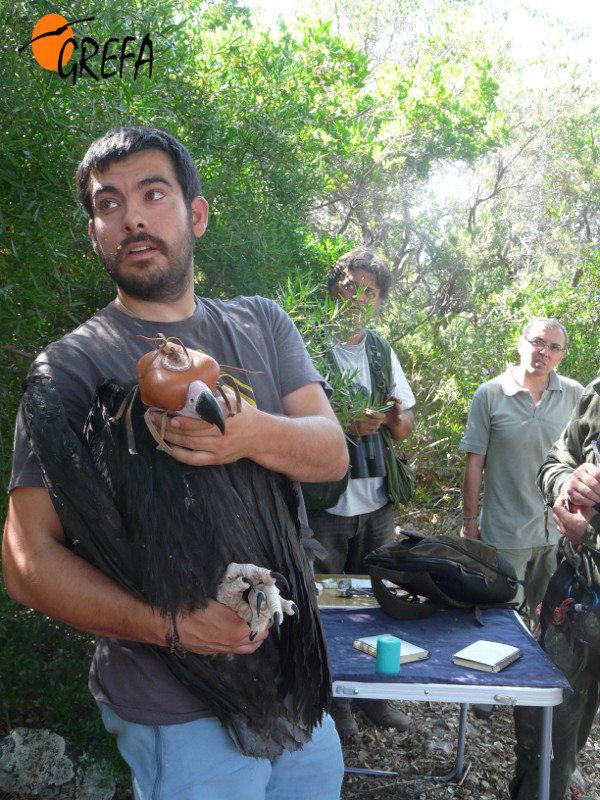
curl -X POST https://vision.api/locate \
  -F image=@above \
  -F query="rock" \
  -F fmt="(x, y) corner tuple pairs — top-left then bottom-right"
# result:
(0, 728), (115, 799)
(424, 739), (454, 756)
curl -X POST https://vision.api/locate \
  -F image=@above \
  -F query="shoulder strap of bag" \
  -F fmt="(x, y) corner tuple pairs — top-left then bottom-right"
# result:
(364, 330), (415, 506)
(365, 329), (393, 407)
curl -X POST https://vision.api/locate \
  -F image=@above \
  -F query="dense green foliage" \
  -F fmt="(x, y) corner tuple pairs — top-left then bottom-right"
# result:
(1, 0), (600, 773)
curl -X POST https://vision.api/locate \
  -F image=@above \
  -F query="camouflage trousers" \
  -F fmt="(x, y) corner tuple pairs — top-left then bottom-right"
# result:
(510, 579), (600, 800)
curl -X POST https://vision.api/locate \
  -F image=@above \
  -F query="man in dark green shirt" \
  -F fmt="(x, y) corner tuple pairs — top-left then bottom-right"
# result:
(511, 378), (600, 800)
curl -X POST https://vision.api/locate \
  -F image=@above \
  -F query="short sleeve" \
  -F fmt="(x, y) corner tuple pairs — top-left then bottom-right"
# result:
(459, 388), (491, 455)
(390, 350), (415, 410)
(264, 299), (328, 399)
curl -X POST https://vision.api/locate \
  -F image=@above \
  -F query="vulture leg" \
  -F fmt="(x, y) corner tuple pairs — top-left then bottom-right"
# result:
(216, 562), (298, 639)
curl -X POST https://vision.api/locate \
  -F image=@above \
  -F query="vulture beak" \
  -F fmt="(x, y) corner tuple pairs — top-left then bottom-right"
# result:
(184, 380), (226, 434)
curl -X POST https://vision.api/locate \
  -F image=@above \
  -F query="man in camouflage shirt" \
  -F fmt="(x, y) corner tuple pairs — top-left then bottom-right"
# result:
(510, 378), (600, 800)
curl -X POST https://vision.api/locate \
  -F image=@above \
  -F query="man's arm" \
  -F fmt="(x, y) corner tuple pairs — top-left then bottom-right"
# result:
(537, 388), (600, 549)
(551, 497), (599, 548)
(548, 464), (600, 549)
(384, 399), (414, 441)
(460, 452), (486, 540)
(150, 382), (349, 482)
(3, 486), (269, 654)
(538, 450), (600, 550)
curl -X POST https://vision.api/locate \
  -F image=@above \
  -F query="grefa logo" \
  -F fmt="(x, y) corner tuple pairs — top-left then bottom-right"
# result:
(19, 13), (153, 85)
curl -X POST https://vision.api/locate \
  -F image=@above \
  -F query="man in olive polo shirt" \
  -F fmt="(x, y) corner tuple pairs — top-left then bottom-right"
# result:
(459, 318), (583, 625)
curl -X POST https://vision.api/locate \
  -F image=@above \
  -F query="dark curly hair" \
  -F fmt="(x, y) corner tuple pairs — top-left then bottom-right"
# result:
(327, 247), (392, 302)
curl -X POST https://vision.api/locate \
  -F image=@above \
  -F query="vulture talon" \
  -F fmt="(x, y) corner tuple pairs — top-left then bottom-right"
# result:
(272, 612), (281, 639)
(216, 562), (297, 639)
(270, 570), (290, 591)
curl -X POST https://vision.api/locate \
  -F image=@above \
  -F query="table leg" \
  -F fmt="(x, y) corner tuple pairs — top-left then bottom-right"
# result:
(538, 705), (552, 800)
(344, 767), (398, 776)
(345, 703), (470, 782)
(434, 702), (470, 782)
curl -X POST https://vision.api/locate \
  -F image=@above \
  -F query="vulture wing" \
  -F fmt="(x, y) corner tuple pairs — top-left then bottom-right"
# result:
(21, 374), (141, 594)
(22, 374), (331, 758)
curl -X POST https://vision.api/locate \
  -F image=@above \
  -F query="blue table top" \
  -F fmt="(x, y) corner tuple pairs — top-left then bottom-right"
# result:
(320, 606), (571, 690)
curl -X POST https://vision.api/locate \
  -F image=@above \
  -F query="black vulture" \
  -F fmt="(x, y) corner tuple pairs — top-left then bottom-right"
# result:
(21, 340), (331, 759)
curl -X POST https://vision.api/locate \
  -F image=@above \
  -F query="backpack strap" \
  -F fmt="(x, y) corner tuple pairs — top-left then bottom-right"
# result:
(370, 565), (442, 619)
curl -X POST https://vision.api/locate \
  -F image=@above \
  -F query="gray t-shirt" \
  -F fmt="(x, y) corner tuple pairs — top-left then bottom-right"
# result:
(10, 295), (324, 725)
(459, 370), (584, 550)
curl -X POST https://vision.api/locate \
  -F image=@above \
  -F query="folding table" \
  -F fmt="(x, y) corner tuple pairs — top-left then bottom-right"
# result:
(318, 589), (571, 800)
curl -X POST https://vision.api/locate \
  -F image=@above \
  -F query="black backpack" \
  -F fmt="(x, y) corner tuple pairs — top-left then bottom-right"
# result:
(365, 530), (520, 623)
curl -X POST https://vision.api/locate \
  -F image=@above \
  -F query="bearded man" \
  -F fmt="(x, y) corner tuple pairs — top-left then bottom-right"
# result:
(3, 126), (348, 800)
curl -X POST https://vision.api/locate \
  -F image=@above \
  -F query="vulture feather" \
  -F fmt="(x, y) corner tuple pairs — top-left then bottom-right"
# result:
(21, 371), (331, 758)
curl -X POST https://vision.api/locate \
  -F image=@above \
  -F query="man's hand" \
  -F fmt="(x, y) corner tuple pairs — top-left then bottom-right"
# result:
(348, 407), (385, 437)
(563, 462), (600, 508)
(347, 397), (408, 438)
(149, 381), (348, 483)
(460, 517), (481, 540)
(149, 389), (259, 466)
(383, 396), (403, 429)
(552, 496), (599, 546)
(175, 599), (270, 655)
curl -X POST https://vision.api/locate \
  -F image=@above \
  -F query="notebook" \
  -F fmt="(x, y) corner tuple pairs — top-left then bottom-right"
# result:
(452, 640), (521, 672)
(353, 634), (429, 664)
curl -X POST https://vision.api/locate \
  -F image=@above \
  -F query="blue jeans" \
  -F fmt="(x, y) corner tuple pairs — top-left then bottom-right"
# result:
(100, 705), (344, 800)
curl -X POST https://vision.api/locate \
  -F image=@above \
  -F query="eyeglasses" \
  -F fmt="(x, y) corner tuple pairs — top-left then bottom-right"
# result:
(524, 337), (566, 354)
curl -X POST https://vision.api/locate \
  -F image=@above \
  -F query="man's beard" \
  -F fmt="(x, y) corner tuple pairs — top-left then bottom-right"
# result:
(94, 223), (195, 303)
